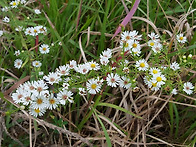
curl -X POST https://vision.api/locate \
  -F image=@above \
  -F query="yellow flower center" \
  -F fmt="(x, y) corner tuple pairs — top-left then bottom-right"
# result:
(91, 63), (96, 68)
(179, 36), (183, 40)
(91, 84), (97, 89)
(34, 108), (40, 113)
(152, 82), (157, 87)
(13, 2), (16, 6)
(126, 36), (130, 40)
(150, 42), (154, 46)
(132, 43), (137, 48)
(156, 77), (162, 82)
(37, 98), (43, 104)
(140, 63), (145, 68)
(153, 69), (158, 74)
(49, 99), (55, 104)
(43, 47), (46, 51)
(34, 29), (37, 33)
(35, 62), (39, 65)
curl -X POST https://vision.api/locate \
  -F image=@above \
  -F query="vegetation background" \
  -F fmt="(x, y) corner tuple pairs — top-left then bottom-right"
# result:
(0, 0), (195, 146)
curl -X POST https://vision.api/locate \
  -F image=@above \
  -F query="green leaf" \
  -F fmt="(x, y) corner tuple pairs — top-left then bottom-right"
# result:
(98, 102), (142, 119)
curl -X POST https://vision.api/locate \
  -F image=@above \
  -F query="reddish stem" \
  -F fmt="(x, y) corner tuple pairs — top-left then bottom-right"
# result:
(35, 35), (39, 52)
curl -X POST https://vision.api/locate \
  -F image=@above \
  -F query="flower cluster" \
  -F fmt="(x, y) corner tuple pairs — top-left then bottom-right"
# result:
(10, 30), (195, 117)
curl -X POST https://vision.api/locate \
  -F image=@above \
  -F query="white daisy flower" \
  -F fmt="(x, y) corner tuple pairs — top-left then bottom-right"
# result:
(86, 78), (101, 94)
(123, 67), (129, 73)
(76, 63), (90, 74)
(148, 40), (158, 48)
(119, 76), (132, 89)
(176, 34), (187, 43)
(78, 88), (87, 96)
(47, 94), (59, 110)
(130, 40), (141, 50)
(39, 44), (50, 54)
(14, 59), (23, 69)
(20, 0), (27, 4)
(144, 76), (152, 87)
(36, 25), (47, 34)
(23, 81), (36, 93)
(120, 40), (131, 52)
(57, 90), (74, 105)
(130, 30), (142, 41)
(31, 26), (40, 36)
(100, 48), (112, 59)
(1, 6), (9, 12)
(100, 56), (109, 65)
(135, 59), (149, 71)
(170, 62), (180, 71)
(132, 47), (141, 56)
(62, 82), (69, 90)
(33, 80), (49, 96)
(10, 1), (19, 8)
(34, 9), (41, 14)
(171, 88), (178, 95)
(32, 60), (42, 67)
(11, 88), (25, 104)
(106, 73), (121, 87)
(43, 72), (61, 85)
(25, 27), (33, 36)
(14, 50), (20, 56)
(150, 81), (161, 91)
(56, 65), (70, 76)
(69, 60), (77, 69)
(3, 16), (10, 23)
(21, 92), (32, 105)
(29, 107), (46, 117)
(152, 74), (166, 87)
(149, 67), (161, 75)
(88, 61), (100, 71)
(0, 30), (3, 37)
(31, 94), (48, 109)
(151, 42), (162, 53)
(148, 32), (159, 40)
(121, 31), (132, 41)
(183, 82), (194, 95)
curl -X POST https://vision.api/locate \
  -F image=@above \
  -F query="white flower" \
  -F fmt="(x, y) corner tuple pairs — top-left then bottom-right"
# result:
(150, 81), (161, 91)
(25, 27), (33, 36)
(132, 47), (141, 56)
(148, 40), (157, 47)
(121, 31), (132, 41)
(86, 78), (101, 94)
(21, 92), (32, 105)
(32, 61), (42, 67)
(144, 76), (152, 87)
(32, 80), (49, 96)
(3, 16), (10, 23)
(100, 56), (109, 65)
(39, 71), (44, 76)
(1, 6), (9, 12)
(119, 76), (132, 89)
(152, 74), (166, 87)
(76, 63), (90, 74)
(106, 73), (121, 87)
(130, 40), (141, 50)
(34, 9), (41, 14)
(57, 90), (74, 105)
(14, 50), (20, 56)
(183, 82), (194, 95)
(100, 48), (112, 59)
(171, 88), (178, 95)
(56, 65), (70, 76)
(149, 67), (161, 75)
(39, 44), (50, 54)
(135, 59), (149, 71)
(31, 94), (48, 109)
(78, 88), (87, 96)
(20, 0), (27, 4)
(15, 26), (23, 31)
(148, 32), (159, 40)
(11, 88), (25, 104)
(123, 67), (129, 73)
(130, 30), (142, 41)
(14, 59), (23, 69)
(31, 26), (40, 36)
(29, 107), (46, 117)
(120, 40), (131, 52)
(36, 25), (47, 34)
(62, 82), (69, 90)
(47, 94), (59, 110)
(151, 42), (162, 53)
(170, 62), (180, 71)
(69, 60), (77, 69)
(0, 30), (3, 37)
(10, 1), (19, 8)
(43, 72), (61, 85)
(88, 61), (100, 71)
(176, 34), (187, 43)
